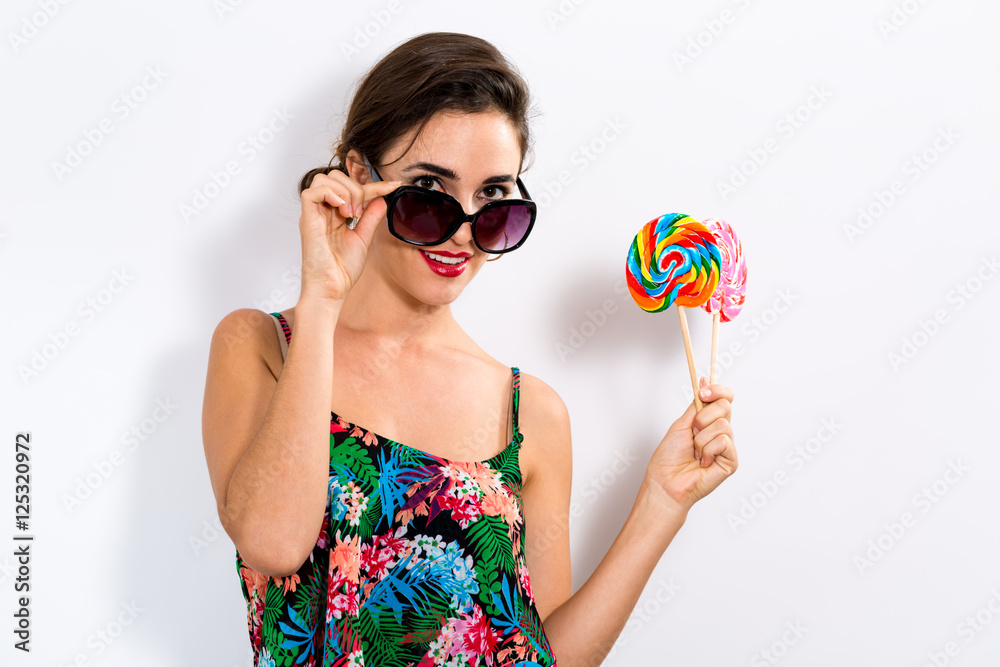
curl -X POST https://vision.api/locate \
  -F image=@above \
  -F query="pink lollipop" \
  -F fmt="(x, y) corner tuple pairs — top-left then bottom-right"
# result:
(699, 218), (747, 382)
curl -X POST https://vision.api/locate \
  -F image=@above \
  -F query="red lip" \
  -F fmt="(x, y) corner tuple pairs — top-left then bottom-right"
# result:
(420, 250), (470, 277)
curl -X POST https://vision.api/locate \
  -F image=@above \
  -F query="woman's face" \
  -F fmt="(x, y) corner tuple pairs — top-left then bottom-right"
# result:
(351, 109), (523, 308)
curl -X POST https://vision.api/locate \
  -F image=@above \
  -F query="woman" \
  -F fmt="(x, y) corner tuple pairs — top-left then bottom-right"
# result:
(202, 31), (737, 666)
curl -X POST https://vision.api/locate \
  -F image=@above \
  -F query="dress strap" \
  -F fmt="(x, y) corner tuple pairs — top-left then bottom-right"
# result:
(270, 312), (291, 360)
(510, 367), (523, 444)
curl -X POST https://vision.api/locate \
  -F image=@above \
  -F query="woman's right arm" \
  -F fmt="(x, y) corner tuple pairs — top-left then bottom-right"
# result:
(202, 299), (340, 578)
(201, 162), (402, 577)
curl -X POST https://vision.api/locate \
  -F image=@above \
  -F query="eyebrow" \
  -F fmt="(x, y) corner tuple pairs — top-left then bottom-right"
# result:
(401, 161), (515, 186)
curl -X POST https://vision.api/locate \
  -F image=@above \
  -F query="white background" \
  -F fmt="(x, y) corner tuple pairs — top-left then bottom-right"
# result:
(2, 0), (999, 665)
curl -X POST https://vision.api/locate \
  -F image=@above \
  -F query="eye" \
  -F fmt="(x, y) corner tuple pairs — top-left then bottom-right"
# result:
(410, 175), (442, 191)
(482, 184), (511, 201)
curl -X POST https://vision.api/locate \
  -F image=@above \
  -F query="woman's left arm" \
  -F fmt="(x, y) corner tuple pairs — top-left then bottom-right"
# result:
(522, 375), (737, 667)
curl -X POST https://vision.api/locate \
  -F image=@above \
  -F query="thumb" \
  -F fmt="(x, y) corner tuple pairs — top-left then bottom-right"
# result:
(352, 196), (387, 250)
(667, 398), (698, 435)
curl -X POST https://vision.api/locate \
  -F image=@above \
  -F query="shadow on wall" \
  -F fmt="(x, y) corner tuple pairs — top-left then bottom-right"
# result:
(113, 76), (369, 664)
(115, 340), (251, 665)
(547, 267), (701, 590)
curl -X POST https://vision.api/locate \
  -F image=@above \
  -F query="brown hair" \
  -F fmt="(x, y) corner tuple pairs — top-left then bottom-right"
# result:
(298, 31), (535, 194)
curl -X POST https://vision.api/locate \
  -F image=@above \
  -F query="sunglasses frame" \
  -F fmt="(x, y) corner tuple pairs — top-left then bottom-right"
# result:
(364, 160), (537, 254)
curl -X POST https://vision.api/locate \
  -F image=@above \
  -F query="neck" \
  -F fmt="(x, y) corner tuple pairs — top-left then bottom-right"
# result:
(336, 252), (457, 350)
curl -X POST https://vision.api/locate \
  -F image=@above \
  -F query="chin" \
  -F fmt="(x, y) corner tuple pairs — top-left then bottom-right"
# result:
(413, 268), (481, 305)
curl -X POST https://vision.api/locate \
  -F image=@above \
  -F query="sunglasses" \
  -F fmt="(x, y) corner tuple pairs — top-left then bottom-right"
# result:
(363, 160), (537, 254)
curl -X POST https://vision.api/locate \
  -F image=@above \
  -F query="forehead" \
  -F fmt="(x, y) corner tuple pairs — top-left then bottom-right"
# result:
(385, 110), (522, 176)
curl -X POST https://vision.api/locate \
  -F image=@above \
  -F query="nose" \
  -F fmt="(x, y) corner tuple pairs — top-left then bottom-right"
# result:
(450, 219), (474, 245)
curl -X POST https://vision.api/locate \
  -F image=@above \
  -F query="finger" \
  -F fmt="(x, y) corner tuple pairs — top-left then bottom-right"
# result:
(303, 181), (352, 221)
(664, 399), (700, 459)
(699, 381), (734, 405)
(667, 398), (698, 436)
(356, 180), (403, 221)
(315, 170), (365, 218)
(693, 416), (731, 461)
(692, 397), (731, 433)
(361, 179), (404, 200)
(699, 432), (737, 471)
(351, 196), (387, 250)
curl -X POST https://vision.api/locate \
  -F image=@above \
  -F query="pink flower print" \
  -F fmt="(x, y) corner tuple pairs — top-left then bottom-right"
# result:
(454, 604), (501, 666)
(327, 571), (360, 622)
(479, 490), (513, 522)
(360, 541), (395, 581)
(422, 619), (459, 666)
(377, 525), (410, 556)
(330, 529), (361, 584)
(518, 558), (535, 603)
(350, 425), (364, 439)
(362, 430), (379, 447)
(436, 493), (482, 529)
(469, 463), (504, 496)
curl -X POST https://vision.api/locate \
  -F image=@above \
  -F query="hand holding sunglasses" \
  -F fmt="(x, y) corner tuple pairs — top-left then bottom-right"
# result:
(297, 169), (405, 303)
(362, 159), (537, 254)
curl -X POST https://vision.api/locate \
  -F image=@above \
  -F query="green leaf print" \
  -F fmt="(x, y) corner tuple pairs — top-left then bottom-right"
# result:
(353, 605), (414, 667)
(474, 560), (502, 616)
(263, 583), (286, 629)
(289, 566), (324, 634)
(358, 492), (383, 538)
(489, 442), (522, 488)
(330, 440), (380, 491)
(467, 514), (516, 575)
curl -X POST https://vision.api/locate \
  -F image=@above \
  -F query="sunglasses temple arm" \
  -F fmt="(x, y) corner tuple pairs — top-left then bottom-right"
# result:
(516, 177), (532, 201)
(363, 158), (383, 183)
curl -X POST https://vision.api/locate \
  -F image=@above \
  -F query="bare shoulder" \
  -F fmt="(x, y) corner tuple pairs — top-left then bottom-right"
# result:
(209, 308), (285, 380)
(202, 308), (285, 526)
(517, 371), (572, 488)
(517, 371), (570, 423)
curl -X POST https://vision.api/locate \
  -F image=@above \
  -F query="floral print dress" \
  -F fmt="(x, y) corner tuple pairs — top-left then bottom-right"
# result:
(235, 312), (558, 667)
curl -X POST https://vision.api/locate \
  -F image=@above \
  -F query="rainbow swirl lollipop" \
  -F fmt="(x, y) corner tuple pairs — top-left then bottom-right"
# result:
(699, 218), (746, 323)
(626, 213), (721, 312)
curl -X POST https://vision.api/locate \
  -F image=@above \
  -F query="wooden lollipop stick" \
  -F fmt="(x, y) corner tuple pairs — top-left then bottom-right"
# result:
(677, 306), (703, 411)
(710, 311), (720, 385)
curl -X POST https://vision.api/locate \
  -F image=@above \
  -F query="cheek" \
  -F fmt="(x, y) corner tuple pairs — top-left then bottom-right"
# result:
(464, 255), (489, 277)
(371, 221), (403, 256)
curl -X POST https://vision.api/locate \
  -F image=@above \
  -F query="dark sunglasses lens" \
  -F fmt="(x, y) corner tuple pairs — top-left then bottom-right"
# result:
(475, 204), (533, 252)
(392, 190), (461, 243)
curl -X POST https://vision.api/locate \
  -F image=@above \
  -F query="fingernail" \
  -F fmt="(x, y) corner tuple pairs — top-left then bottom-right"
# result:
(388, 180), (402, 186)
(353, 205), (361, 218)
(700, 388), (710, 399)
